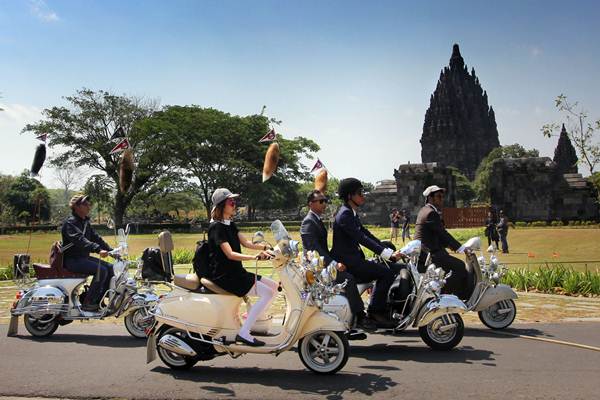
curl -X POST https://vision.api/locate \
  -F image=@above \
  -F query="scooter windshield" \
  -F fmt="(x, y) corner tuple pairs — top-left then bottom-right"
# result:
(270, 219), (291, 244)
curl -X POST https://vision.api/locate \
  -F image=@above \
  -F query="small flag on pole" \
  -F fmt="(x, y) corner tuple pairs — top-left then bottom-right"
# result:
(110, 126), (125, 141)
(527, 252), (535, 258)
(552, 252), (560, 258)
(259, 128), (277, 143)
(36, 133), (48, 142)
(110, 138), (131, 155)
(310, 159), (325, 174)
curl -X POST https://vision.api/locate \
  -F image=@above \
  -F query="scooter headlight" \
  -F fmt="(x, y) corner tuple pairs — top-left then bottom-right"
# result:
(305, 269), (316, 286)
(426, 280), (442, 294)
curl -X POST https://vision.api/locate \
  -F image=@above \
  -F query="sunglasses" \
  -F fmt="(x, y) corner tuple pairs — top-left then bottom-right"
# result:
(311, 198), (329, 204)
(226, 198), (237, 205)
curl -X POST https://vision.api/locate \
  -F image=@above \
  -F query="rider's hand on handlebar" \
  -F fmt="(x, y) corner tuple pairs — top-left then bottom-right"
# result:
(256, 250), (274, 261)
(390, 250), (406, 263)
(99, 250), (109, 258)
(336, 262), (347, 272)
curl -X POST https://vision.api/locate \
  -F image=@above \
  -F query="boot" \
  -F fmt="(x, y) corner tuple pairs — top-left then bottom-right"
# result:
(368, 312), (397, 329)
(355, 313), (377, 332)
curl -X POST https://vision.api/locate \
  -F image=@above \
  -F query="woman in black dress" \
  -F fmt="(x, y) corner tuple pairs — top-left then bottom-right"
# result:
(484, 211), (500, 249)
(208, 188), (278, 347)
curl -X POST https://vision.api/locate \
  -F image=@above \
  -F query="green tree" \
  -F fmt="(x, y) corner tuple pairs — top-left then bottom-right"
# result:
(589, 172), (600, 203)
(542, 94), (600, 174)
(448, 167), (475, 206)
(473, 144), (539, 201)
(83, 174), (114, 223)
(3, 171), (51, 223)
(21, 88), (170, 226)
(139, 106), (319, 220)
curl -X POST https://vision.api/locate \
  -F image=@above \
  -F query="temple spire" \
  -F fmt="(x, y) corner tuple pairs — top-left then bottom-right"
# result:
(553, 124), (578, 174)
(449, 43), (464, 70)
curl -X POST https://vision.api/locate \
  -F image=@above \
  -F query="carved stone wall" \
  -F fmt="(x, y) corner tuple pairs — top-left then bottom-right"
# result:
(490, 157), (598, 221)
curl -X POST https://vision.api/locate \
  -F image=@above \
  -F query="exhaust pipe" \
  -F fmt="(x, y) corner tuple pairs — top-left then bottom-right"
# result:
(158, 334), (197, 357)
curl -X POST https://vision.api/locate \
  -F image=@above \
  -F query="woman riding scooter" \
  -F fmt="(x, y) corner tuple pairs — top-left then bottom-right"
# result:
(207, 188), (278, 347)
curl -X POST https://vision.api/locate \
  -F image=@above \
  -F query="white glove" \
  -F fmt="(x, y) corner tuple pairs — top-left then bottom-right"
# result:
(380, 248), (394, 261)
(456, 245), (466, 254)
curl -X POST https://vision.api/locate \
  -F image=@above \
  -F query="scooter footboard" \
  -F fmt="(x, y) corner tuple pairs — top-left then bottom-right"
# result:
(474, 284), (518, 311)
(416, 295), (467, 327)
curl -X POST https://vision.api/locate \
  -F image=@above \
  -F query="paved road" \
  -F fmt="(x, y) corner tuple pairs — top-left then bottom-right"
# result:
(1, 322), (599, 400)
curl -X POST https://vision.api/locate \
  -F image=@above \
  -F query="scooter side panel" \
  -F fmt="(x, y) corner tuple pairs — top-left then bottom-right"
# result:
(298, 309), (347, 338)
(321, 295), (353, 327)
(473, 284), (518, 311)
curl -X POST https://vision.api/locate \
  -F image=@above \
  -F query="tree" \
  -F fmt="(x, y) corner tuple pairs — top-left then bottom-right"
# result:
(448, 167), (475, 206)
(139, 106), (319, 220)
(53, 164), (86, 204)
(542, 94), (600, 174)
(22, 88), (171, 226)
(3, 171), (51, 224)
(83, 174), (114, 224)
(473, 144), (539, 201)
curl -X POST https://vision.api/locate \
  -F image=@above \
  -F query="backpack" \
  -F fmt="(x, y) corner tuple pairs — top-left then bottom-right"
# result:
(192, 223), (217, 279)
(141, 247), (167, 281)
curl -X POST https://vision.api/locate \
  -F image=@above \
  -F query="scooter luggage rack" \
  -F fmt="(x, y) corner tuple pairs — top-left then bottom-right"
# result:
(11, 303), (69, 316)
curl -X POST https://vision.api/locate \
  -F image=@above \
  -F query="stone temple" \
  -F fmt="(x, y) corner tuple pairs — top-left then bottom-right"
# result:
(420, 44), (499, 179)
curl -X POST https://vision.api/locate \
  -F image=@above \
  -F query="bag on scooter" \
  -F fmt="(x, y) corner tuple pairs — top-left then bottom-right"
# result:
(192, 240), (216, 279)
(141, 247), (168, 281)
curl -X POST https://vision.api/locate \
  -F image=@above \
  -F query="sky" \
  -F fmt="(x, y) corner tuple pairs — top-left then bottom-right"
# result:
(1, 0), (599, 189)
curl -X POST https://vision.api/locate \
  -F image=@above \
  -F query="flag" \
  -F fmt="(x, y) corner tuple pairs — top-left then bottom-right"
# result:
(310, 159), (325, 174)
(259, 128), (276, 143)
(36, 133), (47, 142)
(110, 126), (125, 141)
(552, 252), (560, 258)
(527, 252), (535, 258)
(110, 138), (130, 155)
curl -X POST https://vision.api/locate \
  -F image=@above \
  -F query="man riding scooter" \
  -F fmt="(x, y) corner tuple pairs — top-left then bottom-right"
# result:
(414, 185), (471, 300)
(61, 194), (114, 312)
(300, 189), (377, 331)
(331, 178), (408, 328)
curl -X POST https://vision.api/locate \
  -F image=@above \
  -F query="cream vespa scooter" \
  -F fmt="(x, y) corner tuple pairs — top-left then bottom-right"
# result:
(146, 220), (351, 374)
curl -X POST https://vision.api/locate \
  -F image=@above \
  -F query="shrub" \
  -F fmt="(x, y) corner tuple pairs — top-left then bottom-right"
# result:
(550, 220), (564, 227)
(530, 221), (547, 227)
(172, 248), (194, 264)
(515, 221), (527, 228)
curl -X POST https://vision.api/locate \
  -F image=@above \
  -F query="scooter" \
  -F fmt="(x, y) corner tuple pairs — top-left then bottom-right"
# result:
(146, 220), (351, 374)
(7, 226), (158, 339)
(460, 237), (518, 329)
(324, 239), (468, 350)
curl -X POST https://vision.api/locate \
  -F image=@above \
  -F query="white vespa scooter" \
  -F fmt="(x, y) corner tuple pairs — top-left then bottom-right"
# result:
(146, 220), (352, 374)
(324, 240), (468, 350)
(8, 226), (158, 339)
(459, 237), (518, 329)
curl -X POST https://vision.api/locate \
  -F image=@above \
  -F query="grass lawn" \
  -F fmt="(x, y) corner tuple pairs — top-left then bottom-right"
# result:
(2, 226), (600, 272)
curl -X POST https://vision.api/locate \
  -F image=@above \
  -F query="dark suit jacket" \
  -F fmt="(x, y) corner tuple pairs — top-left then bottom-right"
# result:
(414, 204), (461, 255)
(331, 204), (385, 265)
(300, 211), (335, 265)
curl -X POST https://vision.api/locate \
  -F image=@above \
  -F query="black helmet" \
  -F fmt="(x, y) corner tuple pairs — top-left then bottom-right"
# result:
(338, 177), (363, 201)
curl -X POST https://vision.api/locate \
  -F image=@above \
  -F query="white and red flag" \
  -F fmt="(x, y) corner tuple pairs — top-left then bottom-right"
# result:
(36, 133), (48, 142)
(110, 126), (125, 141)
(310, 159), (326, 174)
(109, 138), (131, 155)
(259, 128), (277, 143)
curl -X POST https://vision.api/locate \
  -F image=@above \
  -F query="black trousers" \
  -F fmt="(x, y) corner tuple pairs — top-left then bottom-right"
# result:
(64, 256), (114, 305)
(346, 259), (404, 314)
(335, 271), (364, 315)
(430, 252), (470, 299)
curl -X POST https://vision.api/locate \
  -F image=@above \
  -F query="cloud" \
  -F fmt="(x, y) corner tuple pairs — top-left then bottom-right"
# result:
(29, 0), (59, 22)
(0, 102), (43, 127)
(530, 46), (543, 58)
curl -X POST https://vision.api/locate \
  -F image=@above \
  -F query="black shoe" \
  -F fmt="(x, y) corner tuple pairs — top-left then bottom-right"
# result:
(368, 312), (397, 329)
(355, 314), (377, 332)
(235, 334), (265, 347)
(81, 303), (100, 312)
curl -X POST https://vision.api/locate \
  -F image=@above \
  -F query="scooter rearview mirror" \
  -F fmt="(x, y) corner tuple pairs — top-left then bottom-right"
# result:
(252, 231), (265, 244)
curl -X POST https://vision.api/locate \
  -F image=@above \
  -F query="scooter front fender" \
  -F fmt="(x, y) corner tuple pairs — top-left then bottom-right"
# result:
(416, 294), (467, 327)
(473, 284), (518, 312)
(298, 310), (348, 339)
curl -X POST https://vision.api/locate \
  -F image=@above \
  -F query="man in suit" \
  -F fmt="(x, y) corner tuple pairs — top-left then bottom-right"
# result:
(301, 190), (376, 331)
(331, 178), (407, 328)
(414, 185), (471, 299)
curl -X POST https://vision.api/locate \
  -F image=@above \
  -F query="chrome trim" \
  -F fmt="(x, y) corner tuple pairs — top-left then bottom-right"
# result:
(158, 334), (197, 357)
(417, 295), (467, 327)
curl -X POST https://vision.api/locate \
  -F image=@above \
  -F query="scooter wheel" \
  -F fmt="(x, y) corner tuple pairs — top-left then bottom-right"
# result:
(124, 308), (151, 339)
(298, 330), (349, 374)
(156, 327), (198, 370)
(419, 313), (464, 351)
(478, 299), (517, 329)
(24, 314), (59, 338)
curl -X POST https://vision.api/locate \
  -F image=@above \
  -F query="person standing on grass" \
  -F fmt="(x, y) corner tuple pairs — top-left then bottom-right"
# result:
(389, 208), (400, 243)
(484, 211), (500, 249)
(497, 210), (510, 254)
(401, 209), (412, 243)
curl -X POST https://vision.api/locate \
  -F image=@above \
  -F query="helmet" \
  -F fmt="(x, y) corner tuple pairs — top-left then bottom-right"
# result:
(338, 178), (363, 201)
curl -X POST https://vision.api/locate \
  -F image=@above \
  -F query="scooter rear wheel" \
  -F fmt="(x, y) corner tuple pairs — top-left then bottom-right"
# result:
(478, 299), (517, 329)
(298, 330), (349, 374)
(156, 327), (198, 370)
(124, 308), (151, 339)
(419, 313), (464, 351)
(24, 314), (59, 337)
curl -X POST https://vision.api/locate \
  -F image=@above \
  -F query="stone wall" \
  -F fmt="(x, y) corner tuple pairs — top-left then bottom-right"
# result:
(490, 157), (599, 221)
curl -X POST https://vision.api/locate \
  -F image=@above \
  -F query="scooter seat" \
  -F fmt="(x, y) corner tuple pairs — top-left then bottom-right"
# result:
(173, 273), (201, 291)
(33, 263), (88, 280)
(200, 277), (235, 296)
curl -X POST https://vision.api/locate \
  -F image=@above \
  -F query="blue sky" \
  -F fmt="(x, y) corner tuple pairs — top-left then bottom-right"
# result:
(1, 0), (599, 188)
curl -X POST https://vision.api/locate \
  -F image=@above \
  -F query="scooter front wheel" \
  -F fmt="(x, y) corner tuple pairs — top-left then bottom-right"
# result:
(156, 327), (198, 370)
(419, 313), (464, 351)
(24, 314), (59, 337)
(298, 330), (349, 374)
(478, 299), (517, 329)
(124, 308), (152, 339)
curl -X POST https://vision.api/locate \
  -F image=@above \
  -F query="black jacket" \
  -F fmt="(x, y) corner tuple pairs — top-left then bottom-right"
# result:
(414, 204), (461, 255)
(331, 204), (385, 265)
(61, 213), (112, 260)
(300, 211), (335, 265)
